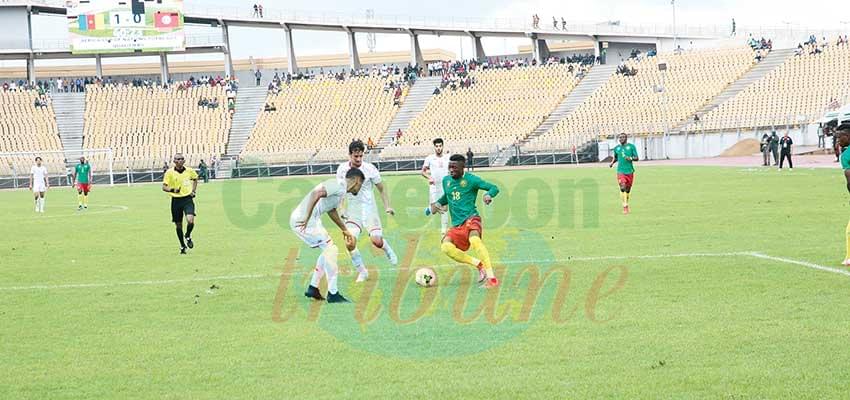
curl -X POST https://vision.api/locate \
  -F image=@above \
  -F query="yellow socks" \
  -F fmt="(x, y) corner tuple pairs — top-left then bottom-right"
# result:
(77, 193), (83, 207)
(83, 194), (88, 207)
(469, 236), (494, 279)
(620, 191), (628, 207)
(441, 242), (480, 268)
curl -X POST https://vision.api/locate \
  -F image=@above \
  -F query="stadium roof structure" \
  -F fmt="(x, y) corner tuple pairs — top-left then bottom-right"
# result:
(1, 0), (723, 82)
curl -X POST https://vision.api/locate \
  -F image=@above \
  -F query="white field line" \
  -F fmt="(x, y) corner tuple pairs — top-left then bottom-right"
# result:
(0, 251), (764, 292)
(748, 252), (850, 277)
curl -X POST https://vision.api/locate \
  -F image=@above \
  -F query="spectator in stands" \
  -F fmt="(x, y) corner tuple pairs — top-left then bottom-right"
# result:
(228, 99), (236, 117)
(818, 124), (826, 148)
(394, 86), (403, 106)
(198, 97), (208, 108)
(761, 133), (771, 166)
(255, 69), (262, 86)
(433, 87), (441, 95)
(209, 98), (219, 109)
(258, 4), (263, 18)
(466, 148), (475, 171)
(561, 17), (566, 30)
(779, 132), (793, 170)
(731, 18), (736, 37)
(198, 160), (209, 183)
(264, 102), (276, 112)
(396, 129), (403, 143)
(769, 131), (780, 165)
(162, 162), (169, 173)
(367, 137), (376, 150)
(552, 16), (558, 30)
(252, 4), (259, 17)
(532, 14), (539, 29)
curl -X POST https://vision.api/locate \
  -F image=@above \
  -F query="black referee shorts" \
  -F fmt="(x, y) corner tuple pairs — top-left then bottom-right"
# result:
(171, 196), (196, 223)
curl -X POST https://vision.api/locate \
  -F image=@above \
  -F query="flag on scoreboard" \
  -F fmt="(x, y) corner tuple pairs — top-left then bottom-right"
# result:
(77, 13), (104, 31)
(154, 11), (179, 30)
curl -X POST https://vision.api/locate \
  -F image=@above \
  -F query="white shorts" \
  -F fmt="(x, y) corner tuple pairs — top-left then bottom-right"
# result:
(290, 214), (331, 248)
(32, 183), (46, 193)
(345, 208), (383, 238)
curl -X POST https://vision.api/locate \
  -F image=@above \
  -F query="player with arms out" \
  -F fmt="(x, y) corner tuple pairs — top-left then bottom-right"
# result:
(422, 138), (451, 235)
(609, 133), (639, 214)
(293, 168), (365, 303)
(836, 124), (850, 266)
(162, 153), (199, 254)
(29, 156), (49, 213)
(429, 154), (500, 288)
(72, 156), (93, 210)
(336, 140), (398, 283)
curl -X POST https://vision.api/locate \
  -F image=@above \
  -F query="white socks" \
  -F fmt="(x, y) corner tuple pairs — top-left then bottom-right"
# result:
(350, 249), (366, 274)
(34, 198), (45, 212)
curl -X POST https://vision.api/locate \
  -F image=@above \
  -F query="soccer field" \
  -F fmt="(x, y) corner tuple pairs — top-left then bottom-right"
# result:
(2, 165), (849, 399)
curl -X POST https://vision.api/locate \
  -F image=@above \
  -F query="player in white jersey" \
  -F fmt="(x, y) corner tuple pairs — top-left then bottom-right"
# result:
(29, 157), (49, 213)
(422, 138), (451, 235)
(291, 168), (365, 303)
(335, 140), (398, 283)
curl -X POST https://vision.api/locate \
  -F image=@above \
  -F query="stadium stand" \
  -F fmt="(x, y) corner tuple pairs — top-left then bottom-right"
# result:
(242, 75), (406, 164)
(0, 90), (63, 177)
(381, 63), (583, 159)
(698, 41), (850, 130)
(527, 46), (757, 151)
(82, 84), (230, 171)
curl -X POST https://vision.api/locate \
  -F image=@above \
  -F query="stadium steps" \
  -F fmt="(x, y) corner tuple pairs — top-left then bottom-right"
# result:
(671, 48), (797, 133)
(51, 92), (87, 164)
(217, 158), (234, 179)
(376, 76), (442, 149)
(224, 86), (269, 157)
(490, 64), (618, 167)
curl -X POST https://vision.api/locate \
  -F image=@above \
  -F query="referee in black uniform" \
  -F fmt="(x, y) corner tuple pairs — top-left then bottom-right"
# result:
(162, 153), (199, 254)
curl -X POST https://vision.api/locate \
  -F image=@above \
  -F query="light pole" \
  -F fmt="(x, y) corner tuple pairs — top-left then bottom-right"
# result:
(658, 61), (669, 159)
(671, 0), (677, 51)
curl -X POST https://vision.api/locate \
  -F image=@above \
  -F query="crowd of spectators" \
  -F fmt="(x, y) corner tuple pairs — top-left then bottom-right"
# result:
(531, 14), (567, 31)
(796, 34), (849, 56)
(251, 4), (264, 18)
(197, 97), (220, 109)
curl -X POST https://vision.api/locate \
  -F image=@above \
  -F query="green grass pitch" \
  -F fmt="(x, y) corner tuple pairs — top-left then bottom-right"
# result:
(2, 165), (849, 399)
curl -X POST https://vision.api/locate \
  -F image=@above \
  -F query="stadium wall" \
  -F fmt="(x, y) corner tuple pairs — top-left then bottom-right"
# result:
(604, 126), (821, 160)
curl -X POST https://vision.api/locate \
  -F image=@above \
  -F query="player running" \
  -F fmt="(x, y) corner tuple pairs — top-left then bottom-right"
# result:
(609, 133), (639, 214)
(336, 140), (398, 283)
(162, 153), (199, 254)
(293, 168), (365, 303)
(836, 124), (850, 266)
(429, 154), (500, 288)
(72, 156), (93, 210)
(422, 138), (451, 235)
(29, 156), (49, 213)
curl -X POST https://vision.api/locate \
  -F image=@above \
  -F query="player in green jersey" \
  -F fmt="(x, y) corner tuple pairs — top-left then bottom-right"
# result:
(72, 157), (93, 210)
(429, 154), (501, 288)
(609, 133), (639, 215)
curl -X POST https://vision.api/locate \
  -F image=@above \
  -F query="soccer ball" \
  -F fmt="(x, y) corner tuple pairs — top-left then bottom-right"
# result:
(415, 268), (437, 287)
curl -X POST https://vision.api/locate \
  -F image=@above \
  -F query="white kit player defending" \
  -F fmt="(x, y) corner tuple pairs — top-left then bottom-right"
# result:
(422, 138), (451, 235)
(29, 157), (49, 213)
(335, 140), (398, 283)
(291, 169), (365, 303)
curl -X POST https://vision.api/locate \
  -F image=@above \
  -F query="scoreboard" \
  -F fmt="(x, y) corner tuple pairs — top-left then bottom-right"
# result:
(66, 0), (185, 54)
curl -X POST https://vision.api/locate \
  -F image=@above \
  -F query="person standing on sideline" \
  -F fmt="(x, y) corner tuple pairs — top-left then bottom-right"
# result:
(761, 133), (771, 166)
(818, 124), (826, 148)
(779, 133), (794, 170)
(769, 131), (780, 166)
(466, 147), (474, 171)
(835, 124), (850, 266)
(72, 156), (93, 210)
(29, 156), (49, 213)
(198, 159), (209, 183)
(162, 154), (199, 255)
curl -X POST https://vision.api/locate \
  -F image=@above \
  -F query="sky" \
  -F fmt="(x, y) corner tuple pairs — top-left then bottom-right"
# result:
(10, 0), (850, 68)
